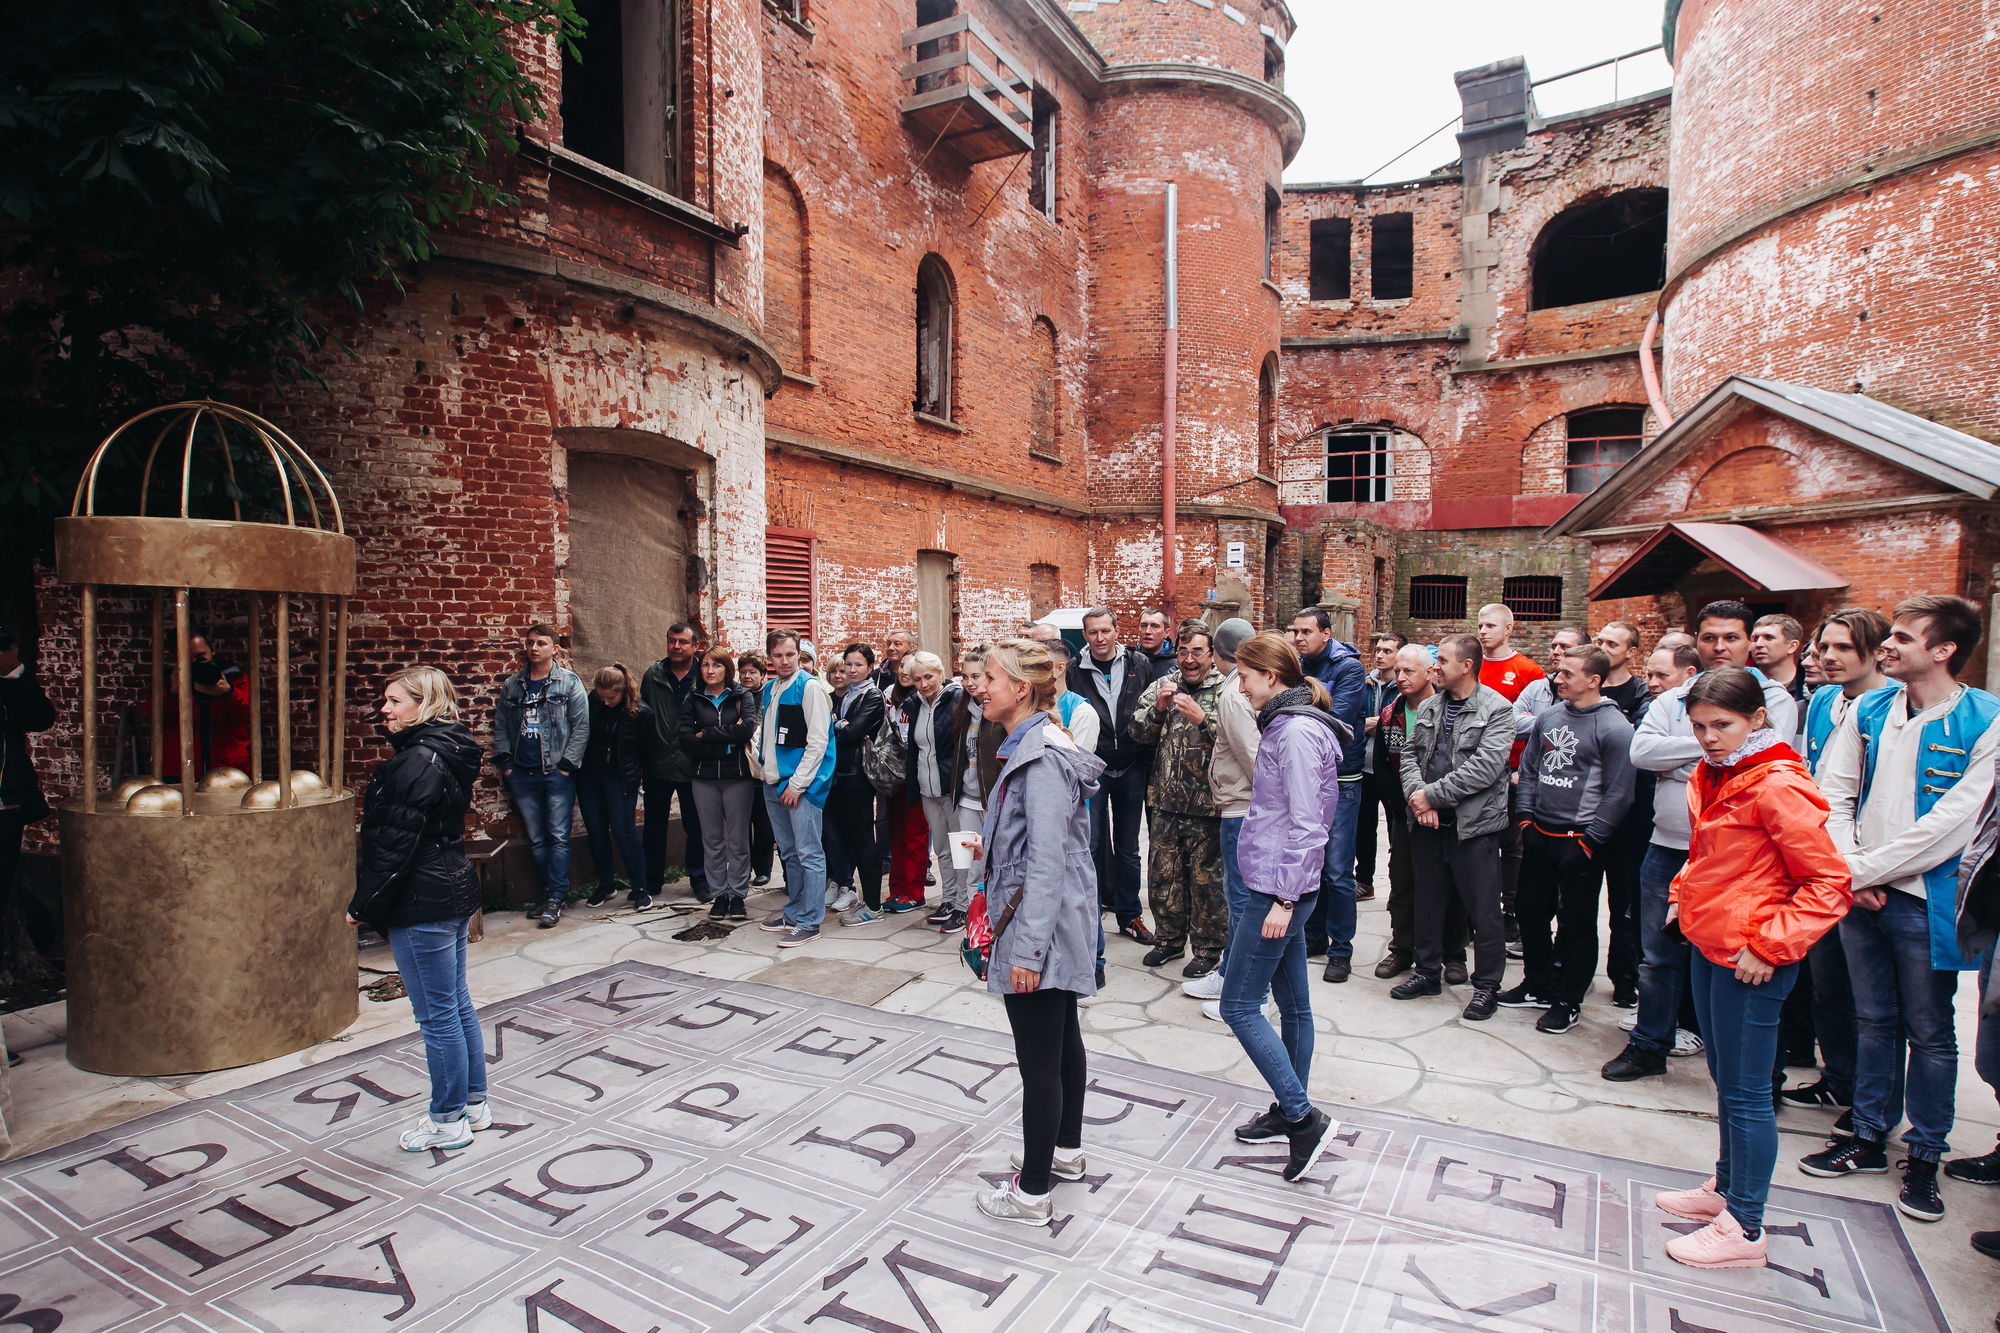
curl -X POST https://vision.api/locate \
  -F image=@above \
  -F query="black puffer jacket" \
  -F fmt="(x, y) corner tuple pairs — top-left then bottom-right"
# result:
(349, 720), (484, 929)
(679, 686), (758, 782)
(830, 681), (886, 778)
(579, 695), (652, 795)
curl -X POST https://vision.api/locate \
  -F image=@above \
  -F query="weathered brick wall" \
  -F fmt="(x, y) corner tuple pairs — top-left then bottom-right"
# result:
(1068, 0), (1293, 79)
(1277, 177), (1463, 336)
(1664, 0), (2000, 434)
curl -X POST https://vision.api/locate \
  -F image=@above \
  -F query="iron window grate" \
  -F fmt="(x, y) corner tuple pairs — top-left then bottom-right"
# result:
(1409, 575), (1467, 621)
(1503, 575), (1563, 622)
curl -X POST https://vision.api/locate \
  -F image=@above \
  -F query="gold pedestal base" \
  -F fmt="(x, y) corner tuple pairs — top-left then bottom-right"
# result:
(59, 796), (360, 1076)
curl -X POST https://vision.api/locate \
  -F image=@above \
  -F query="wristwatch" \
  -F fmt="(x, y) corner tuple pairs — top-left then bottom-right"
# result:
(1270, 897), (1294, 912)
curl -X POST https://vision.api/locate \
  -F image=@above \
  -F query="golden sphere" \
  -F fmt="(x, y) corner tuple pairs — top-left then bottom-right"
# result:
(125, 785), (183, 816)
(288, 770), (329, 799)
(110, 776), (161, 805)
(240, 781), (283, 810)
(196, 766), (252, 793)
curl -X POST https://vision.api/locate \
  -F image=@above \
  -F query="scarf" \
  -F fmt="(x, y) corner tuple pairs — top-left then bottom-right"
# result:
(1707, 726), (1783, 769)
(1255, 684), (1353, 745)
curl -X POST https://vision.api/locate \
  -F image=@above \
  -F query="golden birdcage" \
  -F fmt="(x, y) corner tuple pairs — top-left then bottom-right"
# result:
(54, 401), (359, 1075)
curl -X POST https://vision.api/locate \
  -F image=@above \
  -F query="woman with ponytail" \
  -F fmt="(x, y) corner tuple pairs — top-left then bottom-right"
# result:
(1223, 632), (1349, 1182)
(577, 663), (654, 909)
(965, 639), (1105, 1227)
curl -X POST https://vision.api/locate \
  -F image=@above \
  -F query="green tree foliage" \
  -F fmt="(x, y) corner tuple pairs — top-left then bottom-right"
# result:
(0, 0), (579, 606)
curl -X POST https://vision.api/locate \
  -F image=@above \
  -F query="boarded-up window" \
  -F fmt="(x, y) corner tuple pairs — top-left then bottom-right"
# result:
(766, 528), (815, 640)
(568, 452), (690, 676)
(1029, 563), (1060, 620)
(764, 164), (807, 373)
(916, 550), (955, 657)
(1029, 318), (1059, 459)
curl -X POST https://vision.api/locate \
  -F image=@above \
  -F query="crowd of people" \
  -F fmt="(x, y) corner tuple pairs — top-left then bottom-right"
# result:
(8, 586), (1996, 1292)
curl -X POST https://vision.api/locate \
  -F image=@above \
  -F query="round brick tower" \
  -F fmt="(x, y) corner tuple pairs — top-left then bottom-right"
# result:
(1662, 0), (2000, 437)
(1069, 0), (1302, 623)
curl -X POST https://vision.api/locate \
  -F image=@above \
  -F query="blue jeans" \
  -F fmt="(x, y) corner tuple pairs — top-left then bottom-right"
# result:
(764, 784), (827, 929)
(1632, 844), (1690, 1054)
(389, 917), (487, 1122)
(1844, 892), (1960, 1158)
(1220, 891), (1318, 1121)
(574, 765), (645, 892)
(508, 768), (576, 903)
(1306, 780), (1360, 960)
(1094, 766), (1147, 924)
(1219, 816), (1250, 979)
(1688, 950), (1798, 1231)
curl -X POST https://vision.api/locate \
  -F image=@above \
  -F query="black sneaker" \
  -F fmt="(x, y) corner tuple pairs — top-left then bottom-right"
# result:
(1535, 1002), (1580, 1034)
(1462, 988), (1498, 1021)
(1183, 955), (1219, 980)
(1390, 975), (1442, 1000)
(1283, 1108), (1336, 1183)
(1142, 944), (1186, 968)
(1798, 1134), (1889, 1178)
(1494, 980), (1546, 1009)
(752, 873), (772, 888)
(937, 909), (967, 933)
(1601, 1042), (1667, 1082)
(1611, 985), (1638, 1008)
(690, 883), (715, 904)
(1234, 1102), (1289, 1144)
(629, 890), (655, 912)
(1833, 1108), (1853, 1136)
(1322, 956), (1351, 984)
(925, 905), (955, 926)
(1120, 918), (1158, 945)
(1305, 938), (1329, 959)
(1897, 1157), (1945, 1222)
(586, 883), (615, 907)
(1946, 1137), (2000, 1186)
(536, 898), (563, 928)
(728, 896), (749, 922)
(1779, 1078), (1847, 1109)
(708, 895), (730, 919)
(1971, 1229), (2000, 1260)
(1095, 965), (1107, 989)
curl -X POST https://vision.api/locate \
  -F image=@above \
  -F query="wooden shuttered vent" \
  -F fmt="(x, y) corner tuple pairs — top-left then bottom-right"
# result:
(766, 528), (816, 640)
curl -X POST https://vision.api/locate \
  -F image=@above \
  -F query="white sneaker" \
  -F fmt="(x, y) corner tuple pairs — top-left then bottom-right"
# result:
(466, 1100), (494, 1132)
(1619, 1011), (1639, 1033)
(1671, 1029), (1705, 1057)
(1203, 997), (1279, 1022)
(973, 1175), (1053, 1226)
(1181, 970), (1225, 1000)
(398, 1115), (474, 1152)
(1009, 1148), (1086, 1180)
(828, 888), (858, 914)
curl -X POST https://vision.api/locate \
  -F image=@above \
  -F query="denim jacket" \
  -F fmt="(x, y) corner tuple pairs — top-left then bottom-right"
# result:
(493, 665), (590, 773)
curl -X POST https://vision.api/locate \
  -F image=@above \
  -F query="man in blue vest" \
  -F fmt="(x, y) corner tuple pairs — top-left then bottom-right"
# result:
(754, 630), (838, 948)
(1781, 607), (1889, 1123)
(1802, 595), (2000, 1226)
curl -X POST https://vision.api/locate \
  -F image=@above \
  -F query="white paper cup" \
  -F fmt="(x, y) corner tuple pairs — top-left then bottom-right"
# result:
(949, 831), (982, 869)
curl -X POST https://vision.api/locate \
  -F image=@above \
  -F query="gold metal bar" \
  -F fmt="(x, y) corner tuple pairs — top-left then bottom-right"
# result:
(317, 596), (332, 784)
(81, 586), (98, 813)
(149, 592), (164, 783)
(175, 589), (196, 812)
(276, 594), (292, 809)
(332, 595), (348, 792)
(247, 592), (262, 781)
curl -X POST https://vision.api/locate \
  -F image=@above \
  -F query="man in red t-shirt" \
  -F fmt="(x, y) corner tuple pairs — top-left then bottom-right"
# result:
(1475, 603), (1545, 952)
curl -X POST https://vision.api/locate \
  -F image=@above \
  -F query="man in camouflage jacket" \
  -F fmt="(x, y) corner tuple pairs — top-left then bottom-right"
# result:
(1128, 625), (1229, 975)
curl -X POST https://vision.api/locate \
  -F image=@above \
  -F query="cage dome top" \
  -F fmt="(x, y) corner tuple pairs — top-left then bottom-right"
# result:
(71, 400), (344, 533)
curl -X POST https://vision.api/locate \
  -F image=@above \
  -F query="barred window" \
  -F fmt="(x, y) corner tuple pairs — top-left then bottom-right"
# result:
(1503, 575), (1563, 622)
(1409, 575), (1467, 621)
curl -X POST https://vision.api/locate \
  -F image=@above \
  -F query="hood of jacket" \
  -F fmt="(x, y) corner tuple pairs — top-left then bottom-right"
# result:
(392, 719), (484, 790)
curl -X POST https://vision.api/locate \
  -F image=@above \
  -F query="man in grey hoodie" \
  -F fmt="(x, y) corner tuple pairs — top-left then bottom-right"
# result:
(1502, 645), (1637, 1035)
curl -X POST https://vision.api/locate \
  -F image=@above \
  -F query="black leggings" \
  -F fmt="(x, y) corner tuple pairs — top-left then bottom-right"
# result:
(1004, 988), (1086, 1195)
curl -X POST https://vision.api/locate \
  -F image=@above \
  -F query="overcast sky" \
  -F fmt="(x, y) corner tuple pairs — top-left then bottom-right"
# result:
(1282, 0), (1675, 183)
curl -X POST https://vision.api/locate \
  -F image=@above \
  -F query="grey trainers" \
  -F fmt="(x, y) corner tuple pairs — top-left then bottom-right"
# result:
(758, 912), (792, 933)
(398, 1115), (473, 1152)
(827, 888), (858, 914)
(776, 924), (821, 948)
(974, 1175), (1054, 1226)
(465, 1099), (494, 1132)
(840, 905), (881, 926)
(1010, 1148), (1086, 1181)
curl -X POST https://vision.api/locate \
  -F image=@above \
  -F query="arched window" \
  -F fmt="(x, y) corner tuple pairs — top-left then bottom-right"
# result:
(1531, 188), (1669, 309)
(1325, 429), (1393, 503)
(915, 255), (955, 421)
(1565, 406), (1647, 493)
(763, 164), (808, 373)
(1257, 356), (1278, 478)
(1029, 318), (1059, 459)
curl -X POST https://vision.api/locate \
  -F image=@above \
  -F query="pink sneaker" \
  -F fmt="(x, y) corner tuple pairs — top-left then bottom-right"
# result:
(1665, 1208), (1768, 1270)
(1654, 1176), (1726, 1222)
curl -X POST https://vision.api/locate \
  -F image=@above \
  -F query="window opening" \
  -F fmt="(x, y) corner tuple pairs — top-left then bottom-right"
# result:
(1409, 575), (1467, 621)
(1531, 189), (1668, 309)
(1309, 218), (1351, 300)
(560, 0), (678, 192)
(913, 0), (957, 94)
(916, 256), (955, 420)
(1502, 575), (1563, 622)
(1264, 38), (1284, 89)
(1371, 213), (1413, 300)
(1257, 360), (1278, 478)
(1564, 406), (1647, 494)
(562, 0), (626, 172)
(1264, 188), (1281, 280)
(1326, 430), (1393, 503)
(1029, 97), (1057, 220)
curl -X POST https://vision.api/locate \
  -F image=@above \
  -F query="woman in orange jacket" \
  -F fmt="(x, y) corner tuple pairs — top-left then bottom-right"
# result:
(1653, 667), (1851, 1270)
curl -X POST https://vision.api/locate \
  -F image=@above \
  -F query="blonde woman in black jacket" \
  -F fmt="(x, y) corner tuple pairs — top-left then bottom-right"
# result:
(347, 666), (488, 1154)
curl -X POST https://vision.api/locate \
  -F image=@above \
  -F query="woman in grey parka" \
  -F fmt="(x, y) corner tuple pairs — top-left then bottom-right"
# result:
(967, 638), (1105, 1226)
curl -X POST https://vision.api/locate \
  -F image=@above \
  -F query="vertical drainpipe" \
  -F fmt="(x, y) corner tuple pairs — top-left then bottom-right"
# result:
(1162, 183), (1178, 625)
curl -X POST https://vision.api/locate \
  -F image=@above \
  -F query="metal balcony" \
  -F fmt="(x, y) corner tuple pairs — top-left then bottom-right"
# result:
(899, 13), (1034, 164)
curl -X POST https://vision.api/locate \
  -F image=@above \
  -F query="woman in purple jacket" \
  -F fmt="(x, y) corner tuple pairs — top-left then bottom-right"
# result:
(1223, 632), (1349, 1181)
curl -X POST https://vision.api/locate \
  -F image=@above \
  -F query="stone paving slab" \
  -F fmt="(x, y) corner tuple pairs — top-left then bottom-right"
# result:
(0, 962), (1949, 1332)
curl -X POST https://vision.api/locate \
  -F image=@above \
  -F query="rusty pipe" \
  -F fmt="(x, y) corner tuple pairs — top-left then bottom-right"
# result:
(1162, 182), (1178, 626)
(1641, 309), (1674, 429)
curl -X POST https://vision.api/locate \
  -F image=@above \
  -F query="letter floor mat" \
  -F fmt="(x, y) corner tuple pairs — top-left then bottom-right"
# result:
(0, 963), (1948, 1331)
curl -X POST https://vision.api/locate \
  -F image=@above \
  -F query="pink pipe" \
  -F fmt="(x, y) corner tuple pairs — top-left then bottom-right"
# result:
(1640, 309), (1674, 428)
